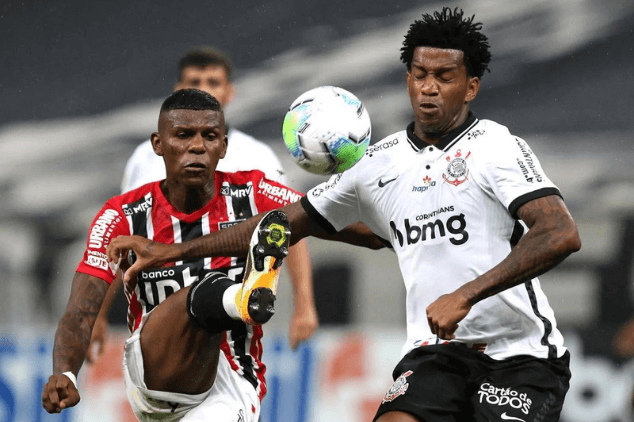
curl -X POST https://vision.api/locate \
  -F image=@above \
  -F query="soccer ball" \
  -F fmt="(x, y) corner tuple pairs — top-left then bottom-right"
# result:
(282, 86), (371, 175)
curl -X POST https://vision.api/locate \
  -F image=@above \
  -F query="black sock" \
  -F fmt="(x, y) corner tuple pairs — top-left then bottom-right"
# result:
(187, 271), (242, 334)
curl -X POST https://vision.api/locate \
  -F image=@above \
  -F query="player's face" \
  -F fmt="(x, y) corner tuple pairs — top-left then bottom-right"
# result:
(406, 47), (480, 142)
(153, 109), (228, 187)
(175, 66), (235, 107)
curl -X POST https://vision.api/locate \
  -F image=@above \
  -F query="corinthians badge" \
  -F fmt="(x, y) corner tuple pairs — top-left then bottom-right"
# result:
(382, 370), (413, 403)
(442, 149), (470, 186)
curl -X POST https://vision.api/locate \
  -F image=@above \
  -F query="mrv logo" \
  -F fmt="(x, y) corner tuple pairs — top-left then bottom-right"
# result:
(390, 213), (469, 246)
(221, 184), (253, 198)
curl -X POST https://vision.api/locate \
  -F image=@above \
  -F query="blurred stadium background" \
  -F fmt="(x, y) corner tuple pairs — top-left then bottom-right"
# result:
(1, 0), (633, 421)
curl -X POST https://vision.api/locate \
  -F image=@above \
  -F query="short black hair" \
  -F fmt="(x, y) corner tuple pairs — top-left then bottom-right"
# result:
(178, 46), (234, 81)
(400, 7), (491, 79)
(160, 89), (223, 114)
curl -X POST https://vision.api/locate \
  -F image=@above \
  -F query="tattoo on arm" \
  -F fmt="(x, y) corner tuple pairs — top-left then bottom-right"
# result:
(462, 195), (580, 304)
(52, 272), (110, 375)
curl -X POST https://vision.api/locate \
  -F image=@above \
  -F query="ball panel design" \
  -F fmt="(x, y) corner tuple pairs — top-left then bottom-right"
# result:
(282, 86), (371, 175)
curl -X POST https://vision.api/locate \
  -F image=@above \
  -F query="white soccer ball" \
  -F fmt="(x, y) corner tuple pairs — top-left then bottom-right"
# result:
(282, 86), (371, 175)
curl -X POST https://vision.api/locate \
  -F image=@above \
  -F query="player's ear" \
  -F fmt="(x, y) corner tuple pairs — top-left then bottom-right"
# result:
(465, 76), (480, 103)
(150, 132), (164, 156)
(219, 134), (228, 159)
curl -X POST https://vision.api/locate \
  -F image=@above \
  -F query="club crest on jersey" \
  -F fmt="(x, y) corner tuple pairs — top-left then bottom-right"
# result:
(443, 150), (470, 186)
(382, 370), (413, 403)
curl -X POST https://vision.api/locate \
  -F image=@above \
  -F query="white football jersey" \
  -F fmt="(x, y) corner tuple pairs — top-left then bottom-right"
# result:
(302, 114), (566, 360)
(121, 128), (287, 193)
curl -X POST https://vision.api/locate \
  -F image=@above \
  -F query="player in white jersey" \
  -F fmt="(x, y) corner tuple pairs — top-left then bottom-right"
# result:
(87, 46), (317, 365)
(107, 9), (581, 422)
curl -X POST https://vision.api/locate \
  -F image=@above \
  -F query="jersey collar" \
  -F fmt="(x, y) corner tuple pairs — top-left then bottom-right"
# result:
(406, 112), (478, 152)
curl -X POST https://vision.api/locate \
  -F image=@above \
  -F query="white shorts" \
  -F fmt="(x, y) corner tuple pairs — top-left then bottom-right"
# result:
(123, 315), (261, 422)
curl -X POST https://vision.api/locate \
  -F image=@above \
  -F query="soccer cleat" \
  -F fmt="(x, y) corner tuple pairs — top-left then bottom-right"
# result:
(236, 210), (291, 325)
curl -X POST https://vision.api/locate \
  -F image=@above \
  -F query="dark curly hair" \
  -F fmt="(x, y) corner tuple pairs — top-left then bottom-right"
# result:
(400, 7), (491, 79)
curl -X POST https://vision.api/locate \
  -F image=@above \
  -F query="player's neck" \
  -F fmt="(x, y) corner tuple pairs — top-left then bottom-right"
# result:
(416, 108), (470, 145)
(161, 179), (216, 214)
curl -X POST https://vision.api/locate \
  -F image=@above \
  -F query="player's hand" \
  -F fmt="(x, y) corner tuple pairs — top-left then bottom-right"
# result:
(41, 374), (80, 413)
(86, 314), (108, 365)
(426, 291), (472, 340)
(106, 235), (170, 283)
(288, 304), (319, 350)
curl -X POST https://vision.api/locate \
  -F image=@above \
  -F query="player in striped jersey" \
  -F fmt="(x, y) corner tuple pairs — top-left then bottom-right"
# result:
(107, 9), (582, 422)
(87, 46), (317, 366)
(41, 89), (312, 421)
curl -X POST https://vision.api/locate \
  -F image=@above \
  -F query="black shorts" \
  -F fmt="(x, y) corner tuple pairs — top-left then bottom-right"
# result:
(374, 344), (571, 422)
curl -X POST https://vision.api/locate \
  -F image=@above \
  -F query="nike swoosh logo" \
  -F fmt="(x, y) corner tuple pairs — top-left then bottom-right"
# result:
(501, 413), (526, 422)
(378, 176), (398, 188)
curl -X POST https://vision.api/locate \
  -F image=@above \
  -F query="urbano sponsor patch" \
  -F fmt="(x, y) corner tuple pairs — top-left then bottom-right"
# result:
(258, 180), (302, 204)
(89, 209), (121, 249)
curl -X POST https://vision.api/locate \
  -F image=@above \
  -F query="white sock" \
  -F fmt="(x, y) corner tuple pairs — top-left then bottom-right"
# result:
(222, 284), (242, 320)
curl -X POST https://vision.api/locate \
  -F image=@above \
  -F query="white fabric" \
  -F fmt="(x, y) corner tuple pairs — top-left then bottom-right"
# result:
(123, 314), (260, 422)
(306, 117), (566, 361)
(121, 128), (286, 193)
(62, 371), (77, 389)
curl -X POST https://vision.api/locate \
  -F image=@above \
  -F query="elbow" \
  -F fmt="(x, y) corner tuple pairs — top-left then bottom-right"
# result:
(555, 224), (582, 256)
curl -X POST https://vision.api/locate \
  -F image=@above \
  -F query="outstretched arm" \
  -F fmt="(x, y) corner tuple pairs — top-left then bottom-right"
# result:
(107, 201), (384, 283)
(42, 272), (110, 413)
(426, 195), (582, 340)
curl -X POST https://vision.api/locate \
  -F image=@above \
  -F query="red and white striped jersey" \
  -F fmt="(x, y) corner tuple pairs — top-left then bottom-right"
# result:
(76, 170), (303, 401)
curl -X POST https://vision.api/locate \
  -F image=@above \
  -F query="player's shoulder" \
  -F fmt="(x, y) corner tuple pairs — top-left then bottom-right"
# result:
(217, 169), (267, 184)
(109, 181), (158, 210)
(342, 130), (408, 181)
(470, 118), (516, 144)
(358, 130), (408, 164)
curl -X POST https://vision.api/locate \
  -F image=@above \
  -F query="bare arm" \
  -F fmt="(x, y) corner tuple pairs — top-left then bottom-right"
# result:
(284, 239), (319, 350)
(427, 195), (582, 339)
(86, 274), (122, 364)
(42, 272), (110, 413)
(108, 201), (385, 282)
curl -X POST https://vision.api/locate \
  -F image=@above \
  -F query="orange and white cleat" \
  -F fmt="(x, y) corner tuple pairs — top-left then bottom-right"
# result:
(237, 210), (291, 325)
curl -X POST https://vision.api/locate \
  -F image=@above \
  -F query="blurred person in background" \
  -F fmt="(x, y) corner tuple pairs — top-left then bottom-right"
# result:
(613, 317), (634, 409)
(87, 46), (317, 364)
(42, 89), (320, 421)
(108, 8), (582, 422)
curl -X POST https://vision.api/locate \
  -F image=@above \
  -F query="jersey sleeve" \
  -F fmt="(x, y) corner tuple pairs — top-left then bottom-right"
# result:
(253, 174), (304, 212)
(76, 201), (130, 284)
(301, 171), (360, 234)
(476, 135), (561, 219)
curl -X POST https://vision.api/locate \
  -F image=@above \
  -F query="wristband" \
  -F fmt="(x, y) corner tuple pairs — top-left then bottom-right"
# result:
(62, 371), (78, 389)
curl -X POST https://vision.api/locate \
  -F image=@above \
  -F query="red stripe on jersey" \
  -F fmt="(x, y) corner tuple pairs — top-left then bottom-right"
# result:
(220, 332), (241, 372)
(75, 170), (303, 397)
(250, 326), (267, 401)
